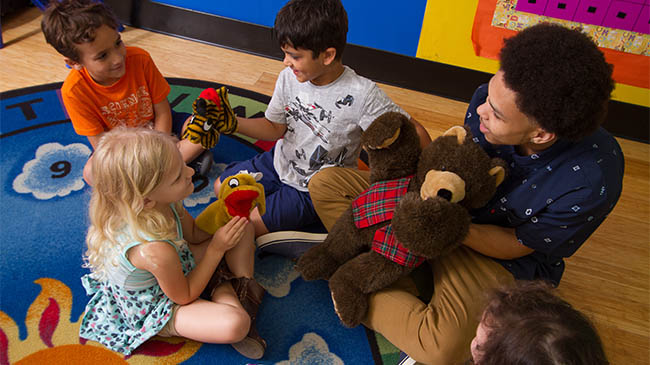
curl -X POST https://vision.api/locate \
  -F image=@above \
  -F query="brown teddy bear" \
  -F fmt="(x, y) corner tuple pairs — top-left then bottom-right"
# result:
(295, 112), (507, 327)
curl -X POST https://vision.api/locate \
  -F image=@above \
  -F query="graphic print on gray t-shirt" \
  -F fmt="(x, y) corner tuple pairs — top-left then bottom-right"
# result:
(265, 66), (409, 191)
(283, 96), (352, 183)
(286, 96), (332, 144)
(335, 94), (354, 109)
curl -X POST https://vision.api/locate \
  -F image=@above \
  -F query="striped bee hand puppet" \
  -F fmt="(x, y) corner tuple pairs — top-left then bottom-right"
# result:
(182, 86), (238, 149)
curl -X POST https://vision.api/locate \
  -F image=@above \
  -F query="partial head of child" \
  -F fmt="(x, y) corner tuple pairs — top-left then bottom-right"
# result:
(274, 0), (347, 85)
(41, 0), (125, 85)
(274, 0), (347, 60)
(471, 280), (608, 365)
(84, 127), (194, 279)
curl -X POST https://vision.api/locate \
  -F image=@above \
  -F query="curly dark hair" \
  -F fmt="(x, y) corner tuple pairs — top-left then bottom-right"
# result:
(41, 0), (118, 62)
(274, 0), (348, 60)
(475, 281), (609, 365)
(499, 23), (613, 141)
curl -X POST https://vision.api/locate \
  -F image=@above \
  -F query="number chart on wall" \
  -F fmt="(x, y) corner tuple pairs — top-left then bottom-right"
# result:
(494, 0), (649, 55)
(472, 0), (649, 90)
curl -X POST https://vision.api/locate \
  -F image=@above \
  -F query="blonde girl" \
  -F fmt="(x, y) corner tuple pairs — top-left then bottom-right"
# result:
(79, 127), (266, 359)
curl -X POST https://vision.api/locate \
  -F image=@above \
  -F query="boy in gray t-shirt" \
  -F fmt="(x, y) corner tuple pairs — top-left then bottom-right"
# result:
(216, 0), (431, 243)
(266, 65), (407, 190)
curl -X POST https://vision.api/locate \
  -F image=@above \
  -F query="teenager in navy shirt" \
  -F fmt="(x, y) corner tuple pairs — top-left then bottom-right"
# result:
(308, 23), (624, 364)
(466, 81), (623, 286)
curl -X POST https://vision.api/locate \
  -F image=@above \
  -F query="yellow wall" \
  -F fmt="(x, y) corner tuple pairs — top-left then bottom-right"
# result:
(416, 1), (649, 107)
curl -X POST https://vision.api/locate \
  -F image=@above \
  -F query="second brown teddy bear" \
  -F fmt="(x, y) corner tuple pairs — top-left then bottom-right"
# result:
(295, 112), (507, 327)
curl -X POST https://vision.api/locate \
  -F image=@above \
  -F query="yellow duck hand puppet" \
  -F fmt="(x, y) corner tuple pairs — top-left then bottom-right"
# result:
(195, 170), (266, 234)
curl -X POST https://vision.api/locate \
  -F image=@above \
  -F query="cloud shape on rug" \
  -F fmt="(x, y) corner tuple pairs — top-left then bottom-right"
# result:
(276, 332), (343, 365)
(13, 142), (91, 200)
(254, 255), (300, 298)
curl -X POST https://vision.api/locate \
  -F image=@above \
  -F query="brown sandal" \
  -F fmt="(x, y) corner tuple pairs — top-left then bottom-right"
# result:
(199, 260), (235, 300)
(230, 277), (267, 359)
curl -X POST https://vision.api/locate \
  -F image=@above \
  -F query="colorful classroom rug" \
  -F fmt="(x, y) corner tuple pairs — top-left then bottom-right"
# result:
(0, 78), (400, 364)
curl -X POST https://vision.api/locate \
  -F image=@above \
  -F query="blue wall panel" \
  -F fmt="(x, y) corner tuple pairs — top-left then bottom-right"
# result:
(153, 0), (426, 57)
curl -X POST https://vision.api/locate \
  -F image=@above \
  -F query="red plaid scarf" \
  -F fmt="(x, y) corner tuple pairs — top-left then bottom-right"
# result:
(352, 176), (414, 228)
(352, 175), (425, 268)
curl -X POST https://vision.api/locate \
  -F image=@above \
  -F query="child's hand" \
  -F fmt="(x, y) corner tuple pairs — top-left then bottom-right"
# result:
(209, 216), (248, 253)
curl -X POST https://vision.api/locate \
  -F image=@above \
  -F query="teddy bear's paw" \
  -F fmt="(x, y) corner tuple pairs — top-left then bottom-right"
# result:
(295, 248), (338, 281)
(393, 192), (471, 258)
(393, 192), (446, 230)
(295, 260), (322, 281)
(329, 276), (367, 328)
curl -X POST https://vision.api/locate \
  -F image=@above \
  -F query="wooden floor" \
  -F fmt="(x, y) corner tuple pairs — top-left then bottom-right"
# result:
(2, 7), (648, 364)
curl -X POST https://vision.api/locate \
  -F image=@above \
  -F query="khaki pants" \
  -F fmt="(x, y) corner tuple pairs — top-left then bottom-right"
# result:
(308, 167), (371, 231)
(309, 167), (514, 364)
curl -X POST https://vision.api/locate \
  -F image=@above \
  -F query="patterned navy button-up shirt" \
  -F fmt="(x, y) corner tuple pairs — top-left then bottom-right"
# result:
(466, 84), (624, 285)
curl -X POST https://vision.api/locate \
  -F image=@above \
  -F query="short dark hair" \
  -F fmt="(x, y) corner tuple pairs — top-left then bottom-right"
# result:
(41, 0), (119, 62)
(499, 23), (614, 141)
(274, 0), (348, 60)
(476, 281), (609, 365)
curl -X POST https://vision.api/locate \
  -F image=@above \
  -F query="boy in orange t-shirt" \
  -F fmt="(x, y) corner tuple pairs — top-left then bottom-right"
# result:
(41, 0), (209, 184)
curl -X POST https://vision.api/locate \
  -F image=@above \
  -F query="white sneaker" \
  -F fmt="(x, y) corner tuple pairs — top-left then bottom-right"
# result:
(256, 231), (328, 258)
(397, 351), (417, 365)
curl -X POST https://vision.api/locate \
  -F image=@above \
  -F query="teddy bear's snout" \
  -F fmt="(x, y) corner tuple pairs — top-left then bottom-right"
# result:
(420, 170), (466, 203)
(437, 189), (453, 201)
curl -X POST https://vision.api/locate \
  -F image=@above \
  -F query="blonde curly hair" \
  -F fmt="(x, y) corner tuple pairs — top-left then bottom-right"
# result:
(83, 127), (183, 279)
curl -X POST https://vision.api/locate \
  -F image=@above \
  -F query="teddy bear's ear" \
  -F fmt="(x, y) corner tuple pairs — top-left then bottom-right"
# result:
(368, 128), (401, 150)
(442, 126), (467, 145)
(489, 166), (506, 187)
